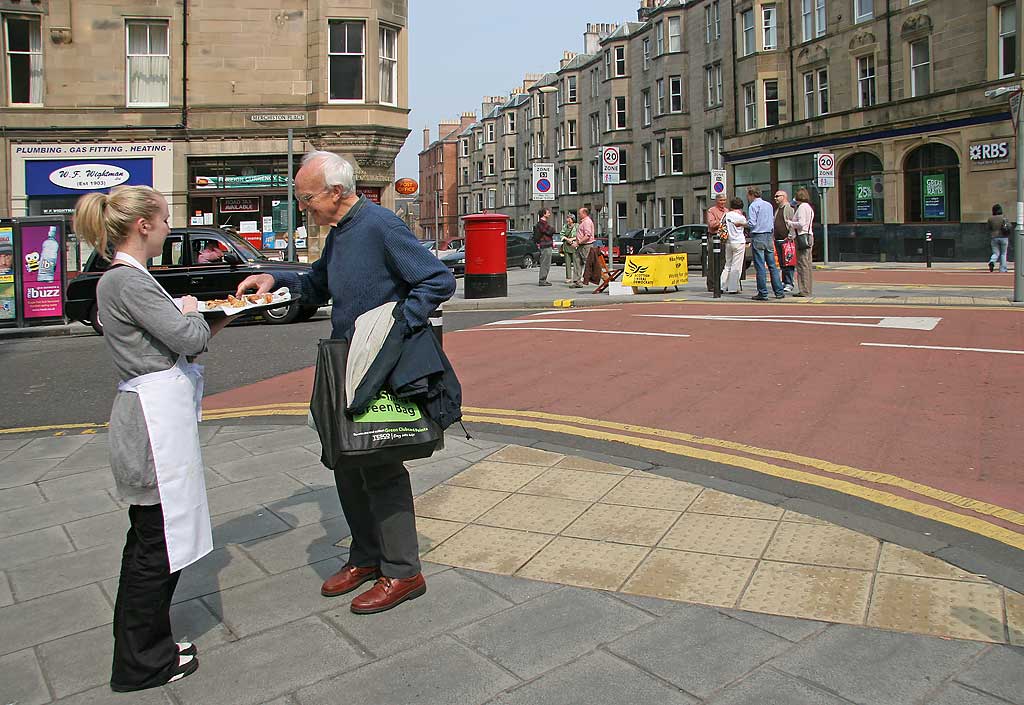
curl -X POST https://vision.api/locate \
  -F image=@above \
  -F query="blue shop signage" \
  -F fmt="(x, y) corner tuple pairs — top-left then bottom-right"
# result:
(25, 158), (154, 196)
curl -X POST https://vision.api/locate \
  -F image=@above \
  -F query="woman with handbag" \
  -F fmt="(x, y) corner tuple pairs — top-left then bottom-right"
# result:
(560, 212), (579, 283)
(74, 186), (229, 692)
(987, 204), (1011, 273)
(788, 187), (815, 297)
(720, 198), (748, 294)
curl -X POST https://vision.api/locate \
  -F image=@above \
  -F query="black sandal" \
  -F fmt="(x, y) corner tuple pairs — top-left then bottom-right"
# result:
(110, 655), (199, 692)
(178, 641), (197, 657)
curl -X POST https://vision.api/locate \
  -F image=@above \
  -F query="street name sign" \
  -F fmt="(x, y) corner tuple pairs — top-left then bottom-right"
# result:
(532, 163), (555, 201)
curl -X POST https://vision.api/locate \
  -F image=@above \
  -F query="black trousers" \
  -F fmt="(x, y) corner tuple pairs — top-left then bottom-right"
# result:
(111, 504), (181, 690)
(334, 461), (421, 579)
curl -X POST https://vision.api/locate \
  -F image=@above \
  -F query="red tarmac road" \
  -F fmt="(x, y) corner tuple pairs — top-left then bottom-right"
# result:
(205, 301), (1024, 539)
(814, 269), (1013, 287)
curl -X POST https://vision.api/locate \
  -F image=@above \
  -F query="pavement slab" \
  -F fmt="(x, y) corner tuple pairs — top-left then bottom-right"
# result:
(0, 482), (46, 512)
(0, 584), (111, 656)
(262, 486), (342, 528)
(8, 543), (122, 601)
(0, 525), (76, 571)
(167, 544), (269, 604)
(49, 684), (173, 704)
(36, 624), (113, 699)
(624, 548), (757, 607)
(295, 636), (518, 705)
(0, 648), (50, 705)
(454, 587), (653, 680)
(210, 506), (292, 548)
(0, 490), (118, 539)
(457, 567), (562, 604)
(516, 535), (650, 591)
(704, 667), (855, 705)
(212, 447), (322, 483)
(0, 571), (12, 607)
(205, 474), (310, 517)
(866, 573), (1006, 642)
(1006, 589), (1024, 645)
(240, 516), (349, 574)
(953, 645), (1024, 703)
(37, 466), (117, 501)
(0, 456), (64, 490)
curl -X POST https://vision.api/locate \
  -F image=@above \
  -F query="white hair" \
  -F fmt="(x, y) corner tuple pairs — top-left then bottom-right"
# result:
(302, 150), (356, 197)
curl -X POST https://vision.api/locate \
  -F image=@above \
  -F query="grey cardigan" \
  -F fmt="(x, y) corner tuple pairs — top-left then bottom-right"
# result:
(97, 265), (211, 505)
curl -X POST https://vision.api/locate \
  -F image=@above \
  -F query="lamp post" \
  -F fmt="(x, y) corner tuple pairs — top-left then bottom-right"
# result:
(986, 84), (1023, 303)
(434, 189), (441, 254)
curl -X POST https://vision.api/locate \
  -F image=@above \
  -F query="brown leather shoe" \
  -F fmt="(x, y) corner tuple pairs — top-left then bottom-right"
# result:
(321, 564), (380, 597)
(350, 574), (426, 614)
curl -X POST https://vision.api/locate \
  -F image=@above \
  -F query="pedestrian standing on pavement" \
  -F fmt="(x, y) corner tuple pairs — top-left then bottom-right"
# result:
(987, 204), (1012, 273)
(233, 151), (454, 614)
(560, 212), (578, 283)
(746, 187), (785, 300)
(721, 198), (748, 294)
(532, 208), (555, 286)
(75, 186), (231, 693)
(572, 207), (596, 287)
(773, 190), (796, 292)
(788, 187), (816, 297)
(706, 194), (730, 292)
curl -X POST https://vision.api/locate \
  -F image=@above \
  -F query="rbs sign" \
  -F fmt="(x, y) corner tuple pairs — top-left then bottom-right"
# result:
(969, 141), (1010, 167)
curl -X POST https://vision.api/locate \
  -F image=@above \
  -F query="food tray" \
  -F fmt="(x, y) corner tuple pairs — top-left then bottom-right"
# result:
(198, 287), (293, 316)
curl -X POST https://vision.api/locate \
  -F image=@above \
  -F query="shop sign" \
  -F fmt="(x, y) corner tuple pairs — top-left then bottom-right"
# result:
(968, 140), (1011, 168)
(219, 197), (260, 213)
(395, 178), (418, 195)
(359, 187), (382, 204)
(854, 179), (873, 221)
(194, 174), (289, 189)
(923, 173), (946, 220)
(0, 227), (15, 322)
(25, 158), (153, 196)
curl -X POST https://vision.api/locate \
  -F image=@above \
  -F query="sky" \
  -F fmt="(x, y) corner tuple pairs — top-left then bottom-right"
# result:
(394, 0), (639, 181)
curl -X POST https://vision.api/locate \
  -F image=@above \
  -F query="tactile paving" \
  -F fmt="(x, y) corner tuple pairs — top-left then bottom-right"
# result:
(877, 543), (987, 582)
(867, 574), (1005, 643)
(563, 503), (680, 546)
(519, 467), (625, 502)
(1006, 589), (1024, 646)
(739, 561), (873, 624)
(601, 476), (703, 511)
(414, 485), (510, 523)
(414, 517), (466, 553)
(554, 456), (632, 475)
(763, 522), (880, 571)
(623, 548), (756, 607)
(659, 513), (778, 559)
(446, 461), (549, 492)
(516, 536), (650, 591)
(781, 509), (829, 525)
(485, 445), (565, 467)
(687, 489), (785, 520)
(476, 493), (590, 534)
(421, 524), (553, 574)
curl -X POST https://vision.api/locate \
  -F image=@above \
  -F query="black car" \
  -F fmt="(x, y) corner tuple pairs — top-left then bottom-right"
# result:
(66, 227), (320, 335)
(639, 224), (753, 269)
(439, 231), (541, 276)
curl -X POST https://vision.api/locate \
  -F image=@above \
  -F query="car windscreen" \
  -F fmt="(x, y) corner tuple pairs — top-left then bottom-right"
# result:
(218, 230), (268, 261)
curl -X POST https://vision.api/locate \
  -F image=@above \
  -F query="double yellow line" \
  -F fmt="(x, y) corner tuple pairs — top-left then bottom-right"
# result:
(463, 406), (1024, 551)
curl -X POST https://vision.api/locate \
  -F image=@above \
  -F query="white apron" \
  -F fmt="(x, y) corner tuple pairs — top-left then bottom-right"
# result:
(113, 253), (213, 572)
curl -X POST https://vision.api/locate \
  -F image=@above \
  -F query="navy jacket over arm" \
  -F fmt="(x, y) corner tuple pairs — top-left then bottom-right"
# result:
(274, 198), (456, 339)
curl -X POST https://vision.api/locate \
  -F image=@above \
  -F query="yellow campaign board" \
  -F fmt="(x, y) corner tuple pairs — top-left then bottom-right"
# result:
(620, 253), (688, 288)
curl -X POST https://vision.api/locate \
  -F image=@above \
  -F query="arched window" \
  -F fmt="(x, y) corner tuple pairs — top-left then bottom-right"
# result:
(840, 153), (884, 223)
(903, 144), (960, 223)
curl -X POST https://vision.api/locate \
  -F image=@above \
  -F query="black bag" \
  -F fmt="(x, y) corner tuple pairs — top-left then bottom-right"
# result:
(1001, 218), (1013, 236)
(309, 338), (442, 470)
(796, 232), (812, 251)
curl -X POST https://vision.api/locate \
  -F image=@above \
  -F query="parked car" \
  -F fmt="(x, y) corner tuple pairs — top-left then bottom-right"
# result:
(618, 228), (670, 256)
(439, 231), (541, 276)
(445, 238), (465, 251)
(639, 224), (753, 269)
(593, 239), (621, 262)
(65, 227), (320, 335)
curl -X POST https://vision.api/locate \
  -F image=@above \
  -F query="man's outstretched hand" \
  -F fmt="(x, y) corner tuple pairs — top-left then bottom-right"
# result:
(234, 274), (276, 298)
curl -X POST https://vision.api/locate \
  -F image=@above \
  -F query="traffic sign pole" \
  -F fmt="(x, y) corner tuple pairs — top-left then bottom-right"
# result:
(815, 153), (835, 266)
(821, 187), (829, 265)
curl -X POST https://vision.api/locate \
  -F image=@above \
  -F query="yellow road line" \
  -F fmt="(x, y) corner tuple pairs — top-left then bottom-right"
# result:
(835, 283), (1009, 291)
(463, 412), (1024, 550)
(464, 406), (1024, 529)
(0, 421), (109, 435)
(202, 408), (306, 420)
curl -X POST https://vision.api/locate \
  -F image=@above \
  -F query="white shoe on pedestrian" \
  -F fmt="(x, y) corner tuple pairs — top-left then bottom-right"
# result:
(783, 284), (793, 292)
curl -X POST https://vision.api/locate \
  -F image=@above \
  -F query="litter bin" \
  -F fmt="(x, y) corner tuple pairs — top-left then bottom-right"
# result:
(462, 213), (510, 299)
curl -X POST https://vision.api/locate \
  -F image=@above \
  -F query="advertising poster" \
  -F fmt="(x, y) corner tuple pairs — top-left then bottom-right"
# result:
(854, 179), (873, 221)
(21, 224), (64, 319)
(923, 174), (946, 220)
(0, 226), (15, 321)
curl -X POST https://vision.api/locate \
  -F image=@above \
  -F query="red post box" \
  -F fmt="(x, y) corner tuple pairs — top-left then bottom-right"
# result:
(461, 213), (510, 299)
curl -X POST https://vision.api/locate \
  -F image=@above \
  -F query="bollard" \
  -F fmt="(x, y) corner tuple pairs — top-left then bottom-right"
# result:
(701, 235), (708, 279)
(925, 232), (933, 268)
(712, 237), (722, 298)
(429, 309), (443, 347)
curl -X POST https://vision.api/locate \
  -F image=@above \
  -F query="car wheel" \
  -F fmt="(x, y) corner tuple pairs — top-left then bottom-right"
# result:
(296, 305), (320, 322)
(261, 301), (302, 325)
(521, 253), (535, 269)
(88, 303), (104, 336)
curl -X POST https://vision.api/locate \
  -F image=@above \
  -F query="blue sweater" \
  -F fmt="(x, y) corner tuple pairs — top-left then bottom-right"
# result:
(274, 198), (456, 339)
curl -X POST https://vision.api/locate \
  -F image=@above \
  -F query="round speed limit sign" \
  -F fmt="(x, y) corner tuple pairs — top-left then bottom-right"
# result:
(817, 153), (834, 172)
(602, 147), (620, 167)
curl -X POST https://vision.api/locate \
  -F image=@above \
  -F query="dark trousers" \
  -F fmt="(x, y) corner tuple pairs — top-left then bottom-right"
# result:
(334, 461), (421, 579)
(111, 504), (180, 690)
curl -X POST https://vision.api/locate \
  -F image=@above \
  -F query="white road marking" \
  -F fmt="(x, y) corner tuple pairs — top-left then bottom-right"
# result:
(460, 327), (690, 338)
(860, 343), (1024, 355)
(485, 319), (583, 325)
(531, 309), (622, 316)
(635, 314), (941, 331)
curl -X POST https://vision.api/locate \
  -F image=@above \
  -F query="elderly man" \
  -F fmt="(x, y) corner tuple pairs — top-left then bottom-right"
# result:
(747, 186), (785, 300)
(773, 190), (796, 292)
(235, 151), (455, 614)
(572, 207), (596, 287)
(705, 195), (729, 291)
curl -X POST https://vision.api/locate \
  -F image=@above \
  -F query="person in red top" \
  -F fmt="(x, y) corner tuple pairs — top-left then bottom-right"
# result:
(531, 208), (555, 286)
(705, 194), (730, 291)
(572, 207), (596, 288)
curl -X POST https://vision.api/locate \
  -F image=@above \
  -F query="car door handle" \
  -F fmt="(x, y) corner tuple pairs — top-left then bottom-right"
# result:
(189, 277), (203, 285)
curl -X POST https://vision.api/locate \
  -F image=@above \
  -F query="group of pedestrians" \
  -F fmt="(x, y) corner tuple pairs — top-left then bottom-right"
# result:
(709, 187), (815, 299)
(533, 206), (595, 287)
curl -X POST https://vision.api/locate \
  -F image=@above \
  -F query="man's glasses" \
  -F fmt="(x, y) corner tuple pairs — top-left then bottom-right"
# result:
(298, 187), (331, 204)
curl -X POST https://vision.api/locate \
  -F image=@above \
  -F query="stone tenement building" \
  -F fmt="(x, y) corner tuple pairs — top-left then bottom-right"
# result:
(419, 112), (475, 245)
(1, 0), (409, 258)
(456, 0), (1017, 261)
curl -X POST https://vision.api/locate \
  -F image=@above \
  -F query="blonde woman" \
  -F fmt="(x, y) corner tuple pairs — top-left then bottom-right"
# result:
(74, 186), (228, 692)
(788, 187), (815, 297)
(720, 197), (748, 294)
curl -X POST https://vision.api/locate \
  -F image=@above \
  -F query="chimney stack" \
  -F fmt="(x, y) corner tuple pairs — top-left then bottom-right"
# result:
(422, 127), (431, 150)
(460, 112), (477, 131)
(559, 50), (578, 69)
(583, 22), (617, 54)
